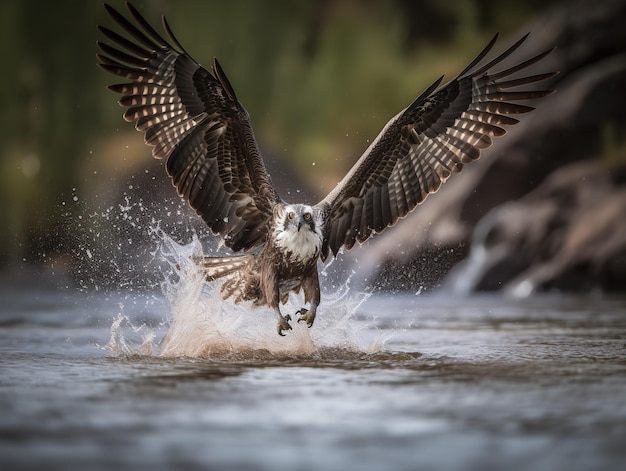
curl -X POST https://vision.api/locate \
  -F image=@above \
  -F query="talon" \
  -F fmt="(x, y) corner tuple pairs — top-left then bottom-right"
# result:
(296, 308), (307, 323)
(296, 308), (316, 328)
(277, 314), (292, 336)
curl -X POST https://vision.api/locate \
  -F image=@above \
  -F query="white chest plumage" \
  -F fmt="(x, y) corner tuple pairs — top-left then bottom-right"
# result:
(274, 225), (322, 262)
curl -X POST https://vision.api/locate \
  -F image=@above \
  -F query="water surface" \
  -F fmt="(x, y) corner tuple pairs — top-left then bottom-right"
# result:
(1, 271), (625, 471)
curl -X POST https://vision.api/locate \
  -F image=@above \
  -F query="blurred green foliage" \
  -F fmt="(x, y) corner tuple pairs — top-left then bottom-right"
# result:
(0, 0), (555, 266)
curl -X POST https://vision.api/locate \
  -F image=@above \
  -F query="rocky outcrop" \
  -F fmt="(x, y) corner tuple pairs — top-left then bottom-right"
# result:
(447, 159), (626, 295)
(364, 0), (626, 293)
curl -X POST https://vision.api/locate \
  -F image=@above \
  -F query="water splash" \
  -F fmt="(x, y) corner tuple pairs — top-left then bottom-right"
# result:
(157, 233), (377, 358)
(65, 183), (209, 292)
(71, 183), (380, 359)
(106, 311), (156, 357)
(106, 231), (380, 359)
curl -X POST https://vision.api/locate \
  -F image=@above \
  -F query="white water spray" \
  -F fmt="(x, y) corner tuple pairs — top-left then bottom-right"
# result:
(107, 230), (380, 359)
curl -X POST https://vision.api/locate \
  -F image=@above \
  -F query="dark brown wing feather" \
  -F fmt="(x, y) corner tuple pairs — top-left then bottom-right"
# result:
(97, 3), (279, 252)
(317, 34), (556, 260)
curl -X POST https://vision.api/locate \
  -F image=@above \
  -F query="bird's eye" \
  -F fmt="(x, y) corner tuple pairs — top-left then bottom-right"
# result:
(303, 212), (311, 221)
(288, 211), (296, 220)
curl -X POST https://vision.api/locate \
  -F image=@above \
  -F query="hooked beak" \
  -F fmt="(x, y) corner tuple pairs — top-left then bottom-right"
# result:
(297, 217), (313, 232)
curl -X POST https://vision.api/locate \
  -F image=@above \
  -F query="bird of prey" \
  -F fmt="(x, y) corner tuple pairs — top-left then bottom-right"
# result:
(97, 3), (556, 335)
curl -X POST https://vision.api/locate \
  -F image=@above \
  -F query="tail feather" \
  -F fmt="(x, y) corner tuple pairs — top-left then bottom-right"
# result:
(195, 255), (253, 281)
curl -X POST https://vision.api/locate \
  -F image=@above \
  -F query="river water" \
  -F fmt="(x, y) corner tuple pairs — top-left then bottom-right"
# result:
(1, 259), (625, 471)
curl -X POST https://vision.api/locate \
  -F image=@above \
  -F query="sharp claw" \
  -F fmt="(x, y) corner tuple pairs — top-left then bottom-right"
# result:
(277, 315), (292, 336)
(296, 308), (315, 328)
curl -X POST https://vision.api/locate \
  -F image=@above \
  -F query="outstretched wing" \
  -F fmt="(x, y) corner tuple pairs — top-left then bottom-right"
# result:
(317, 34), (556, 260)
(97, 3), (279, 252)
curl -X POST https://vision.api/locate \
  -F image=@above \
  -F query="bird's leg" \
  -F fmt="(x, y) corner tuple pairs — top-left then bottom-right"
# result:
(297, 269), (320, 329)
(275, 308), (292, 336)
(296, 304), (317, 328)
(263, 272), (292, 336)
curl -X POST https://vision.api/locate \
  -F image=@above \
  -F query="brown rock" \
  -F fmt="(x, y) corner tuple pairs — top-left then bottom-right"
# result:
(448, 160), (626, 294)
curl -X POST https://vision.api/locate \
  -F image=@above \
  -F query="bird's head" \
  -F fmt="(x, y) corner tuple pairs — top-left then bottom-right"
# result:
(274, 204), (322, 261)
(282, 204), (316, 233)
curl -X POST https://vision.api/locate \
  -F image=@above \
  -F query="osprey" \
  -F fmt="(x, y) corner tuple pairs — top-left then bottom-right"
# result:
(97, 3), (555, 335)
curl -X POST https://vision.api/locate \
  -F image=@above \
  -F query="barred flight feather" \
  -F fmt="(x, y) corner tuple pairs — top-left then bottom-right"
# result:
(98, 3), (278, 253)
(318, 34), (556, 260)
